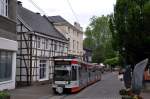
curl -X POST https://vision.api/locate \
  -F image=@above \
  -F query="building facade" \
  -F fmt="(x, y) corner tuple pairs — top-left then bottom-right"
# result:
(47, 16), (83, 57)
(83, 48), (92, 63)
(16, 2), (68, 86)
(0, 0), (17, 91)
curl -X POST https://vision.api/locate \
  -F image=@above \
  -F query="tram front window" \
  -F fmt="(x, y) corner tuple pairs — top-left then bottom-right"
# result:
(71, 67), (77, 81)
(54, 70), (70, 81)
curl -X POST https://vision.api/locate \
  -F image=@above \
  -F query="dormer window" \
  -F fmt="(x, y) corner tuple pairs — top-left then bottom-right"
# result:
(0, 0), (8, 17)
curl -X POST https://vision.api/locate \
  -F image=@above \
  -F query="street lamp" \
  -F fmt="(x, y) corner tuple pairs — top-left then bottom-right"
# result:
(122, 47), (125, 51)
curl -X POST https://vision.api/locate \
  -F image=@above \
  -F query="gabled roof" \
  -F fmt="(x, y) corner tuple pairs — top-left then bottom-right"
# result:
(48, 16), (68, 24)
(17, 5), (67, 41)
(48, 16), (82, 33)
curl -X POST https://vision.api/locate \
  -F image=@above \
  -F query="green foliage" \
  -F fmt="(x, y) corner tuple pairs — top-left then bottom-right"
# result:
(143, 1), (150, 33)
(84, 15), (117, 63)
(104, 57), (119, 66)
(0, 91), (10, 99)
(83, 37), (95, 50)
(111, 0), (150, 65)
(92, 46), (105, 63)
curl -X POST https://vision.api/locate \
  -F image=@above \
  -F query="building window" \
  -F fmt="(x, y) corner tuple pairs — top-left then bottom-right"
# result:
(73, 40), (75, 49)
(57, 42), (59, 52)
(77, 32), (79, 37)
(68, 27), (70, 33)
(54, 42), (57, 51)
(62, 44), (64, 52)
(0, 50), (12, 82)
(42, 39), (45, 49)
(74, 31), (77, 36)
(46, 39), (48, 49)
(64, 45), (67, 53)
(49, 40), (51, 50)
(0, 0), (8, 17)
(37, 37), (41, 48)
(39, 60), (47, 79)
(51, 41), (54, 51)
(77, 41), (79, 50)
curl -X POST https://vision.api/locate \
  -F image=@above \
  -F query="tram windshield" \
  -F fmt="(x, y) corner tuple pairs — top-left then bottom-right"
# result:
(54, 70), (70, 81)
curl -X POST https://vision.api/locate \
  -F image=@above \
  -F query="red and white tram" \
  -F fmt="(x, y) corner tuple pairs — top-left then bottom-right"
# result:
(52, 56), (102, 94)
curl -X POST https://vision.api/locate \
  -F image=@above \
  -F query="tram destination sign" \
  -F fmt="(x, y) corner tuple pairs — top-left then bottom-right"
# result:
(55, 61), (71, 65)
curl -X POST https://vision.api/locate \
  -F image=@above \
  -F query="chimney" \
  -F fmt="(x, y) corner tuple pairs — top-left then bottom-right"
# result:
(74, 22), (83, 31)
(17, 1), (22, 6)
(36, 12), (41, 15)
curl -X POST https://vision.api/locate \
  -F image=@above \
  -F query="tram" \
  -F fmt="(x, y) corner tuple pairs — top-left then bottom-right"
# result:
(52, 56), (102, 94)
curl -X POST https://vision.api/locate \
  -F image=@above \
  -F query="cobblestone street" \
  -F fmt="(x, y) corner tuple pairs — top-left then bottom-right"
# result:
(10, 72), (150, 99)
(49, 72), (124, 99)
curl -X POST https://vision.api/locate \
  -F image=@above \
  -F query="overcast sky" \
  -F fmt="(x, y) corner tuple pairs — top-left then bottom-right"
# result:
(19, 0), (116, 30)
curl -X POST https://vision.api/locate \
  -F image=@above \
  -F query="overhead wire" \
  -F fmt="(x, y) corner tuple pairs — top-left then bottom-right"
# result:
(27, 0), (46, 15)
(66, 0), (79, 23)
(28, 0), (79, 23)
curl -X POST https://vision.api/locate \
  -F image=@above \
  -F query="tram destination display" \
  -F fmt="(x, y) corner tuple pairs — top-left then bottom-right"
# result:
(55, 61), (71, 65)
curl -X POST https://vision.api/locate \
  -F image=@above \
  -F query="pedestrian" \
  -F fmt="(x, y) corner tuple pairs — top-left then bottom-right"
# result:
(123, 65), (132, 90)
(118, 68), (124, 81)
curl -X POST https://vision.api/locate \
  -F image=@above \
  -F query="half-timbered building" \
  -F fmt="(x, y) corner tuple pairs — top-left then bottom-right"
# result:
(16, 2), (68, 86)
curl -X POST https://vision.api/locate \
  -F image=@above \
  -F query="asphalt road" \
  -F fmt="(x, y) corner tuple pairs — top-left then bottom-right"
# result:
(50, 72), (124, 99)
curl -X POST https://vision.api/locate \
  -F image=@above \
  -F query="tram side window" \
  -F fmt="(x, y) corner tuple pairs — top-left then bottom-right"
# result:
(79, 67), (81, 76)
(72, 66), (77, 81)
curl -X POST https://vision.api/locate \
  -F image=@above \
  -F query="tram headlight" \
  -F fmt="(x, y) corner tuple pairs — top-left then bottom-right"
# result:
(68, 81), (71, 84)
(65, 81), (71, 84)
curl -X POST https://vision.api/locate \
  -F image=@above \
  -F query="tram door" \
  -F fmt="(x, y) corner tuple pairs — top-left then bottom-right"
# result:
(71, 65), (78, 81)
(78, 64), (88, 88)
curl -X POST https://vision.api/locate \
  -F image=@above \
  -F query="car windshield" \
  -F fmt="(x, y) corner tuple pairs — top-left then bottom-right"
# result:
(54, 70), (70, 81)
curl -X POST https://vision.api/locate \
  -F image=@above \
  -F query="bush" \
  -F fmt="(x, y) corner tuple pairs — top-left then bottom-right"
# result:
(104, 57), (119, 66)
(0, 91), (10, 99)
(119, 89), (133, 96)
(119, 89), (143, 99)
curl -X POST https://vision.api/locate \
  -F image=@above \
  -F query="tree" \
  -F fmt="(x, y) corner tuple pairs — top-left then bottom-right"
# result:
(83, 27), (96, 50)
(104, 57), (119, 67)
(92, 46), (105, 63)
(84, 15), (117, 63)
(111, 0), (150, 66)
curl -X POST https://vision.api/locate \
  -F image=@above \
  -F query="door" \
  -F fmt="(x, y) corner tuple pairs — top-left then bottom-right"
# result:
(39, 60), (47, 80)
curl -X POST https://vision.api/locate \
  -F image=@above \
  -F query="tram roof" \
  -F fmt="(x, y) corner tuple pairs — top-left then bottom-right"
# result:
(53, 56), (81, 60)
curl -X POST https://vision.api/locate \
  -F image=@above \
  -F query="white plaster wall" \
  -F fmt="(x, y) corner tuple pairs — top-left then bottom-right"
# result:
(0, 37), (18, 51)
(17, 33), (68, 82)
(55, 25), (83, 56)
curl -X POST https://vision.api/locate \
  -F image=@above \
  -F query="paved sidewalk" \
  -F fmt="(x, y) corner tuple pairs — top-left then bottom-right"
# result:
(141, 92), (150, 99)
(9, 84), (53, 99)
(142, 83), (150, 99)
